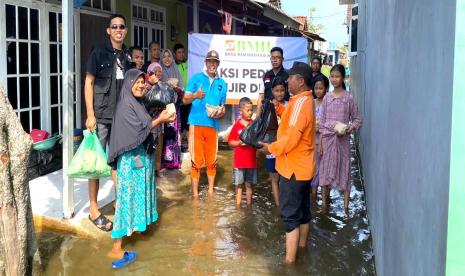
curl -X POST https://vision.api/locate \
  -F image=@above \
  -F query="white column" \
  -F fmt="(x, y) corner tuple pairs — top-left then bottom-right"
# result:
(193, 0), (199, 33)
(62, 0), (74, 219)
(74, 12), (81, 129)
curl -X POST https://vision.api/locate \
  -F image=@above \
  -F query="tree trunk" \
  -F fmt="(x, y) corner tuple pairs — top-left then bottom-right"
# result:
(0, 86), (40, 275)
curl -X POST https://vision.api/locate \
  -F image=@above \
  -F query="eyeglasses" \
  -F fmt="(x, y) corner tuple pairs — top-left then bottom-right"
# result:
(110, 24), (126, 30)
(148, 71), (155, 76)
(270, 56), (283, 61)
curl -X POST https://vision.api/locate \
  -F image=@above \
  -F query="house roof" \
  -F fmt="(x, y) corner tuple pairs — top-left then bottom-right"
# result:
(250, 0), (302, 29)
(292, 16), (308, 31)
(300, 30), (326, 42)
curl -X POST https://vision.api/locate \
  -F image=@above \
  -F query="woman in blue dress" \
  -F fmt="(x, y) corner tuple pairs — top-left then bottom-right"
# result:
(107, 68), (175, 259)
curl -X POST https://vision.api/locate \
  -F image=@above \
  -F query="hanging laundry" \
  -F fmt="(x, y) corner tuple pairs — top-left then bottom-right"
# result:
(222, 11), (233, 34)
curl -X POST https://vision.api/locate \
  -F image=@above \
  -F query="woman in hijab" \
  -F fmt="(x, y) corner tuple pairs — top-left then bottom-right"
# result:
(145, 62), (179, 175)
(107, 68), (175, 260)
(160, 49), (184, 90)
(159, 50), (184, 170)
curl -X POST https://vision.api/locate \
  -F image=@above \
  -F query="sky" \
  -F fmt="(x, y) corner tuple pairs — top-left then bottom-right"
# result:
(281, 0), (349, 45)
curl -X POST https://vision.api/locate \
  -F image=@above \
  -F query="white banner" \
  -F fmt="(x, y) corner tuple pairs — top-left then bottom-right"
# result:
(188, 33), (308, 104)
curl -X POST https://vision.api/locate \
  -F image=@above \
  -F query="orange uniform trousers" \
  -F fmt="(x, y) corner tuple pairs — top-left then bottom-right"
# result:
(189, 125), (218, 180)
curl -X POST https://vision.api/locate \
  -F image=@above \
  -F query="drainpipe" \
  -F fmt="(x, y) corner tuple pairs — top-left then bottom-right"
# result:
(62, 0), (75, 219)
(193, 0), (199, 33)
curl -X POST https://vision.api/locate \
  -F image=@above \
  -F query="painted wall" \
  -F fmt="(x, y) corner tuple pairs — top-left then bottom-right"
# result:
(446, 1), (465, 275)
(350, 0), (456, 275)
(116, 0), (188, 50)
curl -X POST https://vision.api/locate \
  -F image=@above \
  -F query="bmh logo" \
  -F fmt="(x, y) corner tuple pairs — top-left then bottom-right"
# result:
(225, 40), (235, 51)
(224, 39), (271, 53)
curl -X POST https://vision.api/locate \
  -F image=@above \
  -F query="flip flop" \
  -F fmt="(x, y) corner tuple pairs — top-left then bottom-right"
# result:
(88, 214), (113, 232)
(111, 251), (137, 269)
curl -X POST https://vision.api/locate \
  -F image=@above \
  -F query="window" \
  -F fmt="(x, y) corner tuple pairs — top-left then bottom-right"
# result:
(2, 2), (79, 134)
(49, 11), (64, 134)
(132, 2), (166, 59)
(349, 4), (358, 56)
(48, 11), (78, 134)
(82, 0), (112, 12)
(5, 4), (42, 132)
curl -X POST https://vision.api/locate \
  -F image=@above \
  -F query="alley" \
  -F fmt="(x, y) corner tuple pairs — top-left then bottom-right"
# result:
(38, 139), (375, 275)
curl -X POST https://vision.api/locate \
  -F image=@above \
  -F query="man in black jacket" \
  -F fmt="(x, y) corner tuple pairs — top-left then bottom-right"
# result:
(256, 47), (289, 117)
(84, 14), (130, 231)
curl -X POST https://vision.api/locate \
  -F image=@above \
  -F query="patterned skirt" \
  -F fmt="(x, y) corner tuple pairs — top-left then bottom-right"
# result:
(310, 143), (320, 188)
(161, 107), (182, 170)
(111, 145), (158, 239)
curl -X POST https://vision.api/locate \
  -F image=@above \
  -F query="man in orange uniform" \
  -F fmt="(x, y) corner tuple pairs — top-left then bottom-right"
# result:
(260, 61), (316, 264)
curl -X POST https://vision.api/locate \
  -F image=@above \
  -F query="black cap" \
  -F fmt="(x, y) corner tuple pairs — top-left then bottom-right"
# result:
(205, 50), (220, 62)
(287, 61), (312, 85)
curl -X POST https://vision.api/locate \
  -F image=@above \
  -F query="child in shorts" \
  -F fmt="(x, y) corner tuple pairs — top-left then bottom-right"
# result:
(228, 97), (257, 207)
(266, 77), (288, 207)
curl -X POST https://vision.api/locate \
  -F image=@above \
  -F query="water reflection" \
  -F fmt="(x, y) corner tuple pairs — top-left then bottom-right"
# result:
(41, 139), (375, 275)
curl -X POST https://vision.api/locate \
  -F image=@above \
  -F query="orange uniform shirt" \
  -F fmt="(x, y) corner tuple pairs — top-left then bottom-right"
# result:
(268, 91), (316, 181)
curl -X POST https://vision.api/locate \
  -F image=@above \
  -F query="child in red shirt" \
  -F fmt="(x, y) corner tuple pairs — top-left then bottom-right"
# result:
(228, 97), (257, 207)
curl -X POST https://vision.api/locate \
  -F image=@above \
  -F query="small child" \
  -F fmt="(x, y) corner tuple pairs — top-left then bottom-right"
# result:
(228, 97), (257, 206)
(319, 64), (362, 213)
(266, 77), (288, 207)
(311, 74), (329, 203)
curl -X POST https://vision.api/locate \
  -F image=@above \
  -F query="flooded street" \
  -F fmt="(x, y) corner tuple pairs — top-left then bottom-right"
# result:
(40, 140), (375, 275)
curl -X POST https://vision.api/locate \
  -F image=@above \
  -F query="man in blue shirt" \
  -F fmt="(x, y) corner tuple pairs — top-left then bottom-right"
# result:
(183, 50), (227, 197)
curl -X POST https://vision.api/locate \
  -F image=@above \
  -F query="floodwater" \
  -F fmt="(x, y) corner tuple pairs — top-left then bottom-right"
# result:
(40, 139), (376, 275)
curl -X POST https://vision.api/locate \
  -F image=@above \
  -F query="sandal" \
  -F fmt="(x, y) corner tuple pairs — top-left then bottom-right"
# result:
(89, 214), (113, 232)
(111, 251), (137, 269)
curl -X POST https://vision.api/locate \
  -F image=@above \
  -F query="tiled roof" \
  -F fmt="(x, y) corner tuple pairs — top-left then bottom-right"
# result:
(292, 16), (308, 31)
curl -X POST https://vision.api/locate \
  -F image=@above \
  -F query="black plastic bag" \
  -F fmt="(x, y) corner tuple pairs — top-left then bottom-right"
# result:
(240, 100), (279, 149)
(143, 82), (176, 114)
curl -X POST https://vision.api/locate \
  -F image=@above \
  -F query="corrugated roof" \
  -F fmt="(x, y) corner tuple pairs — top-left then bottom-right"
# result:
(300, 30), (326, 42)
(250, 0), (302, 28)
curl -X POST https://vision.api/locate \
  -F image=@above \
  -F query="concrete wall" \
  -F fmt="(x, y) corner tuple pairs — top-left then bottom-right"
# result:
(350, 1), (456, 275)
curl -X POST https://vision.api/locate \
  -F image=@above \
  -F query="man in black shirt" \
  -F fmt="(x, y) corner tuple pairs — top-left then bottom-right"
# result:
(142, 41), (161, 72)
(310, 56), (329, 97)
(257, 47), (289, 116)
(173, 43), (190, 152)
(84, 14), (130, 231)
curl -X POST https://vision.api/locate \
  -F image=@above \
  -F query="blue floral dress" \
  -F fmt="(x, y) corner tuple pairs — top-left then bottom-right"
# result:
(111, 145), (158, 239)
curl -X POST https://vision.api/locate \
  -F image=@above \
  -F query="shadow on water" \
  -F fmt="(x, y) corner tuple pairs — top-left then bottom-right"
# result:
(40, 137), (375, 275)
